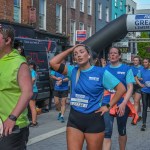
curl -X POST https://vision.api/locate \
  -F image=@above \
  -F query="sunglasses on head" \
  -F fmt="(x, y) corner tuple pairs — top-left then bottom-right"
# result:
(0, 24), (14, 42)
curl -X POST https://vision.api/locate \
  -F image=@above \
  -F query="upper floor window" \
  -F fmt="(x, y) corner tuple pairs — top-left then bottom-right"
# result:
(70, 20), (76, 45)
(120, 1), (123, 10)
(98, 3), (102, 19)
(106, 7), (109, 22)
(56, 4), (62, 33)
(80, 0), (84, 12)
(39, 0), (46, 30)
(115, 13), (117, 19)
(132, 8), (134, 14)
(70, 0), (76, 9)
(115, 0), (117, 7)
(128, 5), (130, 12)
(14, 0), (21, 23)
(79, 22), (84, 30)
(87, 0), (92, 15)
(87, 25), (92, 38)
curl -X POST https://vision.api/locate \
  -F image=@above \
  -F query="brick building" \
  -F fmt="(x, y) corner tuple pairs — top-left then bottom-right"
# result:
(0, 0), (68, 50)
(66, 0), (95, 46)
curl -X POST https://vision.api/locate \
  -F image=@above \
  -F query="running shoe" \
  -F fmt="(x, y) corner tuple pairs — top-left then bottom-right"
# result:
(60, 117), (65, 123)
(131, 120), (136, 125)
(141, 124), (146, 131)
(57, 113), (61, 120)
(138, 116), (142, 122)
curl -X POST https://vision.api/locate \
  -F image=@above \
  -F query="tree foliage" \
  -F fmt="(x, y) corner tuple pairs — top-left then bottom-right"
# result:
(137, 32), (150, 59)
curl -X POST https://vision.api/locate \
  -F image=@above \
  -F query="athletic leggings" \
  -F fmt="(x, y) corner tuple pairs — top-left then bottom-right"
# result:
(141, 92), (150, 124)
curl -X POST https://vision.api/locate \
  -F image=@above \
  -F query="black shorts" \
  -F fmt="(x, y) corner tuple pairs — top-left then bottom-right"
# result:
(31, 92), (38, 100)
(53, 90), (68, 98)
(0, 127), (29, 150)
(67, 108), (105, 133)
(133, 84), (141, 94)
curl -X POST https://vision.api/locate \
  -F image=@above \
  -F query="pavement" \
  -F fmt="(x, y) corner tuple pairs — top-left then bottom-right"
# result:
(27, 102), (150, 150)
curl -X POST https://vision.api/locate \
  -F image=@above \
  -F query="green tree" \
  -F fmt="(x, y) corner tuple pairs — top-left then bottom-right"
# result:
(137, 32), (150, 59)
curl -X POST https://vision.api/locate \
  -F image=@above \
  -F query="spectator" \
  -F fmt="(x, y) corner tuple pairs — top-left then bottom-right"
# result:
(28, 61), (39, 127)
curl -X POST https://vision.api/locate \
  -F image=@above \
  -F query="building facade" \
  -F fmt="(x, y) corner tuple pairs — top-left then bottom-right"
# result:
(0, 0), (68, 51)
(95, 0), (111, 31)
(111, 0), (126, 20)
(66, 0), (95, 46)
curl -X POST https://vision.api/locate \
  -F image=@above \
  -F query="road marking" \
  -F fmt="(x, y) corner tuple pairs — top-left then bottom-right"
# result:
(27, 127), (66, 146)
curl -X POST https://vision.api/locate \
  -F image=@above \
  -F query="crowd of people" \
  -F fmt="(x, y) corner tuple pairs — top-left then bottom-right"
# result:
(0, 24), (150, 150)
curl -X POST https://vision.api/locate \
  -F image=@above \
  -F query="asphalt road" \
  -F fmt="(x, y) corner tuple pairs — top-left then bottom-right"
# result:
(27, 105), (150, 150)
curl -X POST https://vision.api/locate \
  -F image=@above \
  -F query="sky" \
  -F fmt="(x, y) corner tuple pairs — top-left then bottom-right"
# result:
(133, 0), (150, 9)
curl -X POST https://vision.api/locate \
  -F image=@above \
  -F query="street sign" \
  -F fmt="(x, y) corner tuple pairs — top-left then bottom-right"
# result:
(112, 41), (128, 47)
(76, 30), (87, 42)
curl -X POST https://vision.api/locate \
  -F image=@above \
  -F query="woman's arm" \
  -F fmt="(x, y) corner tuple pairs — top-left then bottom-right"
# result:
(49, 44), (83, 75)
(117, 83), (133, 116)
(95, 82), (126, 115)
(49, 47), (74, 75)
(135, 76), (145, 87)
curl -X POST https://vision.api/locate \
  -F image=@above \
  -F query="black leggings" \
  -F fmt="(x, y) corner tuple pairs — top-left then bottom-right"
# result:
(141, 92), (150, 124)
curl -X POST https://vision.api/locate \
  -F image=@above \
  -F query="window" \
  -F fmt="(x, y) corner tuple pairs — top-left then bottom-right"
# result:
(70, 20), (76, 45)
(87, 26), (92, 38)
(56, 4), (62, 33)
(80, 0), (84, 12)
(14, 0), (20, 6)
(39, 0), (46, 30)
(132, 8), (134, 14)
(128, 5), (130, 12)
(70, 0), (76, 8)
(120, 1), (123, 10)
(79, 22), (84, 30)
(87, 0), (92, 15)
(115, 0), (117, 7)
(98, 3), (102, 19)
(115, 13), (117, 19)
(14, 0), (21, 23)
(106, 7), (109, 22)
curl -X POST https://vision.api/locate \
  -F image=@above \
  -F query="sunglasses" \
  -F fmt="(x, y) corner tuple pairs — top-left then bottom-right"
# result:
(0, 24), (14, 40)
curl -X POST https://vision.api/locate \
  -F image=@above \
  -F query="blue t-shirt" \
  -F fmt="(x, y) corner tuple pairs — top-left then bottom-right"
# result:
(50, 70), (69, 91)
(137, 68), (150, 93)
(131, 65), (143, 77)
(67, 65), (120, 113)
(31, 69), (38, 93)
(102, 64), (135, 104)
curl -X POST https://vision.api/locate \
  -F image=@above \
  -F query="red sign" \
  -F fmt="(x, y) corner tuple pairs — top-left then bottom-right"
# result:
(76, 30), (87, 42)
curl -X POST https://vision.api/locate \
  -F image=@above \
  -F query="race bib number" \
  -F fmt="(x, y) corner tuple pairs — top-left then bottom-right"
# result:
(70, 94), (89, 108)
(145, 81), (150, 87)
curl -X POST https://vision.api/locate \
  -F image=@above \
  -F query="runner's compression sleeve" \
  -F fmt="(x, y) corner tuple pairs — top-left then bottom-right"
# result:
(57, 63), (65, 74)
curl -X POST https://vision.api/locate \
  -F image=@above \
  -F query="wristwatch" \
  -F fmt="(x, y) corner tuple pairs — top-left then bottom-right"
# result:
(8, 115), (17, 121)
(106, 103), (111, 109)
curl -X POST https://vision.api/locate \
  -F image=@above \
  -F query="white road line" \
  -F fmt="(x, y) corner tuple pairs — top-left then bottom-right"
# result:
(27, 127), (66, 146)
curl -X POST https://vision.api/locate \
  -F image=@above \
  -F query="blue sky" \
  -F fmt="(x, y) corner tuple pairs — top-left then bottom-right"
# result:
(134, 0), (150, 9)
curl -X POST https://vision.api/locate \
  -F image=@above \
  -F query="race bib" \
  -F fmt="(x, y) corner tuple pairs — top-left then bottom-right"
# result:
(70, 94), (89, 108)
(145, 81), (150, 87)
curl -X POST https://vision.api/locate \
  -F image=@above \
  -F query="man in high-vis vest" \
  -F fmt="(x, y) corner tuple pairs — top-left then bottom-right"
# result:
(0, 24), (33, 150)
